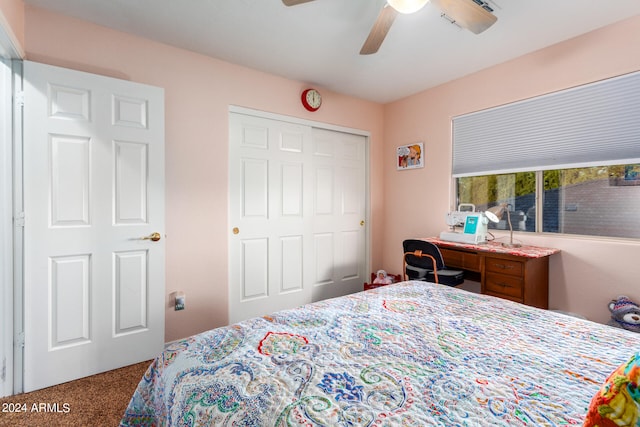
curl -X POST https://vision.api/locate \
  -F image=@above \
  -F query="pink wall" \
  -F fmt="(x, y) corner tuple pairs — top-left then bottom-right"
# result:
(17, 4), (640, 336)
(383, 15), (640, 324)
(23, 6), (386, 342)
(0, 0), (25, 55)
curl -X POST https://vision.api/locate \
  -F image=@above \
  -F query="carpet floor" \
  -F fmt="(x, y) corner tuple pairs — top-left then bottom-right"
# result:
(0, 360), (151, 427)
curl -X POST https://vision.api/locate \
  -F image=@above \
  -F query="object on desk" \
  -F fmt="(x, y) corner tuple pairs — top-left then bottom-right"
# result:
(444, 203), (476, 229)
(486, 203), (521, 248)
(440, 203), (495, 244)
(402, 239), (464, 286)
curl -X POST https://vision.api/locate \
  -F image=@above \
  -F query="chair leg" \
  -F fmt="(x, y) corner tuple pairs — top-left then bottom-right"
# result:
(403, 251), (439, 284)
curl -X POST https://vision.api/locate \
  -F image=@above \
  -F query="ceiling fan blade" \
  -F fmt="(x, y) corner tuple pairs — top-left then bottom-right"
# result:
(282, 0), (316, 6)
(430, 0), (497, 34)
(360, 5), (399, 55)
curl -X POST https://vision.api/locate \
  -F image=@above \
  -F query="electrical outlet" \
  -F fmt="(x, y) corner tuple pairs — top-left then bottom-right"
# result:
(175, 293), (185, 311)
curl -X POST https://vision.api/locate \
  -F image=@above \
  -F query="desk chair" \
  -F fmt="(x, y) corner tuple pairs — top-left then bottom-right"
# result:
(402, 239), (465, 286)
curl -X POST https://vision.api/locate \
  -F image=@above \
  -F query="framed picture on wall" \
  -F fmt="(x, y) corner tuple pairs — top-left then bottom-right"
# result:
(397, 142), (424, 170)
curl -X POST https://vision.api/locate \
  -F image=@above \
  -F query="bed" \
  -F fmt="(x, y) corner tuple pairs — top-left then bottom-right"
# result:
(120, 281), (640, 426)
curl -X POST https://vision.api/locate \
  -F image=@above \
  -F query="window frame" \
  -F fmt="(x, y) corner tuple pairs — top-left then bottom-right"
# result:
(454, 166), (640, 241)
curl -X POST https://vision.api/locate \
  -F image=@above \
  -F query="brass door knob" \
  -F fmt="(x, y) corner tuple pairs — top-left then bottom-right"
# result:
(141, 232), (161, 242)
(232, 227), (240, 235)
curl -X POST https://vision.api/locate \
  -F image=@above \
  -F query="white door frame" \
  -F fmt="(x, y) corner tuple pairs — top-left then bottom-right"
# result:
(227, 105), (372, 320)
(10, 60), (24, 396)
(0, 9), (24, 395)
(1, 59), (25, 397)
(0, 57), (13, 398)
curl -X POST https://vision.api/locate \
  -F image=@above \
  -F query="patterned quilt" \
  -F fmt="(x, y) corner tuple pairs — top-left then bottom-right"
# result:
(120, 281), (640, 426)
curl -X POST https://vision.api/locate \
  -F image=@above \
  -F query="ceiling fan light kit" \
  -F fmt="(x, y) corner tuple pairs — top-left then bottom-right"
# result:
(283, 0), (497, 55)
(386, 0), (429, 14)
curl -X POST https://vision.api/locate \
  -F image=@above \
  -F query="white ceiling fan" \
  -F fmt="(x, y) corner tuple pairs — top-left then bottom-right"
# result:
(282, 0), (498, 54)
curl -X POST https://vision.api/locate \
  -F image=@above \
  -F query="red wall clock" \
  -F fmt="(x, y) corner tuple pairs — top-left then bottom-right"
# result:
(301, 88), (322, 111)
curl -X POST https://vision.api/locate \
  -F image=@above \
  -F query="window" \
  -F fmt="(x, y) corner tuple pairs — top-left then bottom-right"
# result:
(543, 165), (640, 238)
(452, 72), (640, 240)
(456, 163), (640, 239)
(457, 172), (536, 232)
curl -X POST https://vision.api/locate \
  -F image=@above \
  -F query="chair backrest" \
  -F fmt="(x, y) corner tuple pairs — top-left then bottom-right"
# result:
(402, 239), (446, 271)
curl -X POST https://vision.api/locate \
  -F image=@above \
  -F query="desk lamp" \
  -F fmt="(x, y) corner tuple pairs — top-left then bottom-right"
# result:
(486, 203), (521, 248)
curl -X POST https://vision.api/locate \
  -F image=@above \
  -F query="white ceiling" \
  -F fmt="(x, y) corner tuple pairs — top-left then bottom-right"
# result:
(23, 0), (640, 103)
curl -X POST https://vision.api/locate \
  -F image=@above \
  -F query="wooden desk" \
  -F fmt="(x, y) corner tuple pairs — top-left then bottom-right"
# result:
(422, 237), (559, 309)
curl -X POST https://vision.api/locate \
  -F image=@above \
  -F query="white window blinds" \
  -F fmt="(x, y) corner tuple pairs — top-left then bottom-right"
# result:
(452, 71), (640, 177)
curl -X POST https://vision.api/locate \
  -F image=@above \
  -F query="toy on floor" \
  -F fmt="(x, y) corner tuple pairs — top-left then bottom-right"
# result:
(373, 269), (392, 285)
(608, 295), (640, 333)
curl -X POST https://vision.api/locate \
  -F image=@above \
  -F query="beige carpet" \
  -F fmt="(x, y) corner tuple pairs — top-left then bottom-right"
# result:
(0, 360), (151, 427)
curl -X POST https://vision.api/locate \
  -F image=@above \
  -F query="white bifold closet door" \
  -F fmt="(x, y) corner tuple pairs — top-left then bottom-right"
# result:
(229, 112), (367, 324)
(22, 61), (165, 392)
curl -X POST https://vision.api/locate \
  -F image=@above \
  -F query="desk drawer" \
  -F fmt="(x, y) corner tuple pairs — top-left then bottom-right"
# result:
(485, 257), (523, 277)
(440, 248), (481, 272)
(485, 272), (523, 299)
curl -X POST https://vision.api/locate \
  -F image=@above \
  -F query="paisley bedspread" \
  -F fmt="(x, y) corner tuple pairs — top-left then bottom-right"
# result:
(120, 281), (640, 426)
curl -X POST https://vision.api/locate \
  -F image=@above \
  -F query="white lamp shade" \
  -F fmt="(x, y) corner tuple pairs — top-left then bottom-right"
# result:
(387, 0), (429, 14)
(485, 210), (500, 224)
(486, 203), (507, 222)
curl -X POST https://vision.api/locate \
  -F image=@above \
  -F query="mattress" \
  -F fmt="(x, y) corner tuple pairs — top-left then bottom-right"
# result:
(121, 281), (639, 426)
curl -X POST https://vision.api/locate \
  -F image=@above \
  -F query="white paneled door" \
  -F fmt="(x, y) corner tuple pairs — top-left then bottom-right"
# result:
(229, 112), (367, 324)
(309, 127), (367, 302)
(22, 61), (165, 392)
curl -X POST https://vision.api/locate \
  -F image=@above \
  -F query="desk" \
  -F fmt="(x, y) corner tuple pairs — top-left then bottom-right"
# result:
(422, 237), (560, 309)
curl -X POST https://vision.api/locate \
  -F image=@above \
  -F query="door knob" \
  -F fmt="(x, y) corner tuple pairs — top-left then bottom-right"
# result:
(141, 232), (161, 242)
